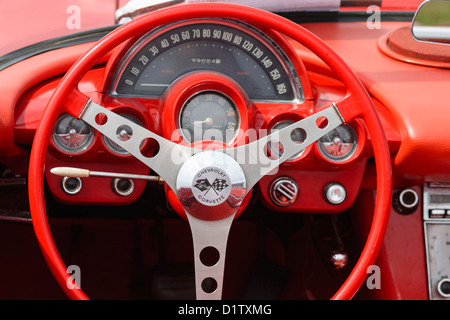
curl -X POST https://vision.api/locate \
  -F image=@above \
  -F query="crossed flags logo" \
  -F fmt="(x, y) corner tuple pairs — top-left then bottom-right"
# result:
(194, 178), (229, 195)
(192, 167), (232, 206)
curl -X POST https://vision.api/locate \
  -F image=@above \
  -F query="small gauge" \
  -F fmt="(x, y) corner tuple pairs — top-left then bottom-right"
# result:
(179, 91), (240, 144)
(317, 124), (357, 162)
(52, 114), (94, 155)
(103, 114), (142, 155)
(269, 120), (305, 161)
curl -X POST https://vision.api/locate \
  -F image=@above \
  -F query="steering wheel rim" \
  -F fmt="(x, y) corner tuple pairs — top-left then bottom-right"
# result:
(28, 3), (392, 300)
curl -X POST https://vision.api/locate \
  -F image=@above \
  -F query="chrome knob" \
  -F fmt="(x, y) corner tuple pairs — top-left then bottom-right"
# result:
(112, 178), (135, 196)
(61, 177), (82, 195)
(437, 278), (450, 298)
(324, 182), (347, 205)
(330, 251), (348, 269)
(393, 188), (419, 215)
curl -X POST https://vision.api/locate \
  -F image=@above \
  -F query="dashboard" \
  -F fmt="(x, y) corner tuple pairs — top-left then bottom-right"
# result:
(5, 0), (450, 300)
(14, 18), (379, 217)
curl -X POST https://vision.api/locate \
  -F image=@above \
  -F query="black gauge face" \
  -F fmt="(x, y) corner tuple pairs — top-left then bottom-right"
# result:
(180, 91), (239, 144)
(113, 21), (300, 101)
(317, 124), (358, 161)
(51, 114), (94, 154)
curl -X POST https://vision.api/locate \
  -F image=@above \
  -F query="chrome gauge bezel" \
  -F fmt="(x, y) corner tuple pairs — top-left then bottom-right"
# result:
(51, 113), (95, 155)
(316, 124), (358, 163)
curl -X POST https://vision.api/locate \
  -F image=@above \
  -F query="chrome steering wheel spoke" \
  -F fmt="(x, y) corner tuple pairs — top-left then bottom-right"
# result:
(226, 104), (344, 191)
(186, 211), (236, 300)
(79, 100), (193, 192)
(78, 99), (343, 300)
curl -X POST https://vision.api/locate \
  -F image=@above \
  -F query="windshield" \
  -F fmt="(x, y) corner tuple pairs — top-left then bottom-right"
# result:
(0, 0), (423, 57)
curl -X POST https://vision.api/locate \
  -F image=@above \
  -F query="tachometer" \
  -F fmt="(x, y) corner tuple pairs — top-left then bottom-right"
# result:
(180, 91), (239, 144)
(112, 20), (301, 101)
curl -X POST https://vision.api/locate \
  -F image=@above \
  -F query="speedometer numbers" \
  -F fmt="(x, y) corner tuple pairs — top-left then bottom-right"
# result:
(112, 21), (301, 101)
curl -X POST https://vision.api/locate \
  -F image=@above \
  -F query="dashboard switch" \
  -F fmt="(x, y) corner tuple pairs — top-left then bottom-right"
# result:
(393, 188), (419, 215)
(430, 209), (446, 218)
(112, 178), (135, 196)
(270, 177), (299, 207)
(330, 251), (348, 269)
(437, 278), (450, 298)
(61, 177), (82, 195)
(324, 183), (346, 205)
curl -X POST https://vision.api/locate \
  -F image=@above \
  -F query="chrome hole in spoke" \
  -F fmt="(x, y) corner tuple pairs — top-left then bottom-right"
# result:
(95, 113), (108, 126)
(140, 137), (160, 158)
(290, 128), (306, 144)
(316, 116), (329, 129)
(200, 246), (220, 267)
(201, 277), (218, 294)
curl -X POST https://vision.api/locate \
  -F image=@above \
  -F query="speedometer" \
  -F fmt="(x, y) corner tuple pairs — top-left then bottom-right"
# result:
(111, 20), (302, 101)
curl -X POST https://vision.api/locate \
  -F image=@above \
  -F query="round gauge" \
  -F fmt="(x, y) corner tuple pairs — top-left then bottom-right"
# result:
(317, 124), (358, 162)
(269, 120), (305, 161)
(51, 114), (94, 155)
(103, 114), (142, 155)
(179, 91), (240, 144)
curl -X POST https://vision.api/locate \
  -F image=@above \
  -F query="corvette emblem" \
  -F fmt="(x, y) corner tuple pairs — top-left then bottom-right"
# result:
(194, 178), (229, 194)
(192, 167), (231, 206)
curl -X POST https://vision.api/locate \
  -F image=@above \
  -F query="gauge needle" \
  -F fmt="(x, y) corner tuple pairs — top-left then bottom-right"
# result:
(57, 129), (87, 146)
(333, 136), (344, 150)
(50, 167), (163, 182)
(193, 117), (213, 126)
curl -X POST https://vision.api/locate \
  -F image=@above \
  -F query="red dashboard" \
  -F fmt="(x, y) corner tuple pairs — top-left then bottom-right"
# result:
(12, 18), (392, 217)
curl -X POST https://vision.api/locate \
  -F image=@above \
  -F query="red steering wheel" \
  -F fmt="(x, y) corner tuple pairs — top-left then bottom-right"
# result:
(29, 3), (392, 300)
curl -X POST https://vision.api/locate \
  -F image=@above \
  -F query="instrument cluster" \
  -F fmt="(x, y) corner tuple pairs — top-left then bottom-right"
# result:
(45, 18), (369, 214)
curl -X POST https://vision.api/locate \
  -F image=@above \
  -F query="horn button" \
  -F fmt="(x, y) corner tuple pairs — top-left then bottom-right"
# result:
(176, 150), (246, 221)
